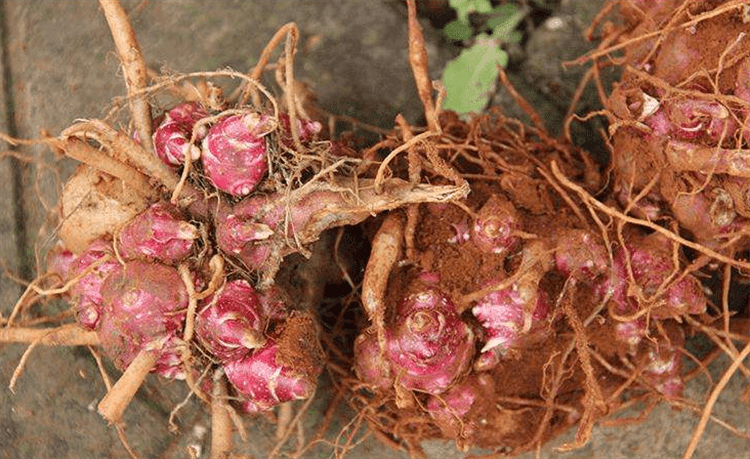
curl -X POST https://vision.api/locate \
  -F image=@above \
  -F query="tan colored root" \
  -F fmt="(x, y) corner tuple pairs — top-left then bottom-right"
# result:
(496, 65), (549, 138)
(292, 391), (345, 458)
(670, 398), (750, 441)
(54, 139), (157, 200)
(114, 424), (141, 459)
(98, 349), (158, 424)
(283, 177), (468, 249)
(281, 25), (304, 152)
(196, 256), (226, 300)
(535, 165), (588, 225)
(557, 285), (607, 451)
(395, 114), (421, 261)
(361, 213), (404, 349)
(458, 241), (552, 311)
(62, 120), (180, 192)
(0, 324), (99, 346)
(373, 131), (438, 193)
(684, 341), (750, 459)
(33, 254), (113, 298)
(210, 370), (232, 459)
(276, 403), (293, 442)
(99, 0), (153, 153)
(268, 390), (317, 459)
(406, 0), (439, 133)
(8, 339), (43, 393)
(238, 22), (299, 107)
(572, 1), (748, 66)
(89, 345), (141, 459)
(6, 282), (48, 328)
(175, 255), (224, 407)
(550, 161), (750, 269)
(151, 70), (278, 121)
(683, 315), (750, 381)
(179, 265), (199, 344)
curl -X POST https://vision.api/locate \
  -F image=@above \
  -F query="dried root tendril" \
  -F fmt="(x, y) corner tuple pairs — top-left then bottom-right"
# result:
(551, 161), (750, 269)
(99, 0), (152, 153)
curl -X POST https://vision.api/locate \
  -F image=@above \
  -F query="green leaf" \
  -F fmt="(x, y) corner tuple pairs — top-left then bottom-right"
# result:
(442, 40), (508, 114)
(449, 0), (492, 22)
(444, 19), (473, 41)
(488, 4), (526, 41)
(491, 3), (519, 19)
(506, 30), (523, 43)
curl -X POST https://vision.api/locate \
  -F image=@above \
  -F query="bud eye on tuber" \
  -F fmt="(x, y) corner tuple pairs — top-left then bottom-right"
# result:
(384, 288), (474, 395)
(97, 261), (189, 379)
(152, 101), (208, 166)
(68, 240), (119, 330)
(117, 202), (198, 264)
(224, 339), (318, 413)
(201, 112), (276, 196)
(195, 280), (266, 362)
(471, 195), (520, 255)
(472, 282), (550, 358)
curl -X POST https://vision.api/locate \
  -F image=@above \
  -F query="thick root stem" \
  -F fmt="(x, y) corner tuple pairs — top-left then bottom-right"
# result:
(99, 0), (153, 153)
(0, 324), (99, 346)
(54, 138), (157, 200)
(98, 349), (158, 424)
(361, 213), (404, 349)
(210, 370), (232, 459)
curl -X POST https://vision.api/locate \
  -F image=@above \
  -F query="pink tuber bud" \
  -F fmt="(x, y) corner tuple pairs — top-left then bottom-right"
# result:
(608, 233), (706, 320)
(201, 112), (275, 196)
(215, 189), (349, 272)
(152, 102), (208, 166)
(277, 113), (322, 147)
(97, 261), (188, 379)
(384, 288), (474, 394)
(195, 280), (266, 362)
(224, 338), (318, 413)
(670, 188), (743, 249)
(471, 195), (520, 255)
(473, 241), (553, 369)
(448, 222), (471, 244)
(216, 210), (275, 257)
(46, 243), (77, 282)
(352, 331), (393, 391)
(426, 373), (495, 446)
(554, 229), (609, 278)
(472, 281), (550, 356)
(614, 319), (648, 349)
(642, 341), (684, 398)
(117, 202), (199, 264)
(644, 98), (735, 143)
(68, 240), (119, 330)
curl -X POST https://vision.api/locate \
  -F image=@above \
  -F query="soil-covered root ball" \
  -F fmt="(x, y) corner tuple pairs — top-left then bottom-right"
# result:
(2, 7), (480, 453)
(344, 108), (712, 456)
(594, 0), (750, 253)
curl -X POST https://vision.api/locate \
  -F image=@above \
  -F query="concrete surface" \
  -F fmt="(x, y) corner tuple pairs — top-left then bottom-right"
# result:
(0, 1), (748, 458)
